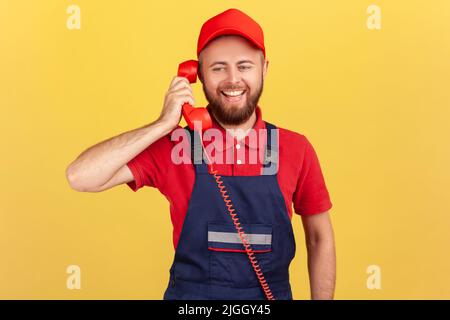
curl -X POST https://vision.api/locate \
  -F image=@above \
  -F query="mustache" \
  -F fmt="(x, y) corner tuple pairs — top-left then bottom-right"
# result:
(219, 85), (247, 91)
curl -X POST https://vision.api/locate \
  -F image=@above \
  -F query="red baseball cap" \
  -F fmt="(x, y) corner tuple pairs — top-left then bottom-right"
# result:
(197, 8), (266, 58)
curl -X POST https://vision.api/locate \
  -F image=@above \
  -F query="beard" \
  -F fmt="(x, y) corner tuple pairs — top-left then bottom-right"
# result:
(202, 76), (264, 126)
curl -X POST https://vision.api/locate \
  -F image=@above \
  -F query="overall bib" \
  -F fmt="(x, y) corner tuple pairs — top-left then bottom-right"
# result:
(163, 123), (296, 300)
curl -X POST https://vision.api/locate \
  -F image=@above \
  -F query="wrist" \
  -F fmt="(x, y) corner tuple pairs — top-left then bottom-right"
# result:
(153, 118), (176, 136)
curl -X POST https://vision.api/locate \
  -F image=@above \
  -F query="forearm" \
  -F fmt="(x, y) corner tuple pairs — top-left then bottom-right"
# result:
(306, 237), (336, 300)
(66, 120), (171, 190)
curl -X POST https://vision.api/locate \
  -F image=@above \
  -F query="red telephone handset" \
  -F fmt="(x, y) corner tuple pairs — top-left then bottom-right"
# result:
(177, 60), (212, 131)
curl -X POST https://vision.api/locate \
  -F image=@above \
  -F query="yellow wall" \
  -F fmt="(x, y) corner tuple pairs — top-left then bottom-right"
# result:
(1, 0), (449, 299)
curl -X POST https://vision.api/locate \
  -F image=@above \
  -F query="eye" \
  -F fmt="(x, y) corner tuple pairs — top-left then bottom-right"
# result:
(238, 65), (252, 71)
(212, 67), (225, 72)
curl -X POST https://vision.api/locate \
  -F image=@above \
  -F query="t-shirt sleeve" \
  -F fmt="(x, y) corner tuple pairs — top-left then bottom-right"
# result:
(126, 136), (170, 192)
(293, 137), (333, 215)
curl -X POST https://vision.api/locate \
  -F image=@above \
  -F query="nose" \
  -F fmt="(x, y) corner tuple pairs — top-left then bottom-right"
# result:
(225, 65), (241, 83)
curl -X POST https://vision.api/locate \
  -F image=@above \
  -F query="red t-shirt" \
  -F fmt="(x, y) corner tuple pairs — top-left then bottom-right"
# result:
(126, 107), (332, 250)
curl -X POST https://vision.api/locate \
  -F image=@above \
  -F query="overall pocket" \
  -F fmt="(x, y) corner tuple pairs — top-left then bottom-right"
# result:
(208, 222), (273, 288)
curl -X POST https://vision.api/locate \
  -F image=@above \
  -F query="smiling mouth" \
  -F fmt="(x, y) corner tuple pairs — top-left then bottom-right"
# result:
(221, 90), (245, 96)
(220, 90), (246, 102)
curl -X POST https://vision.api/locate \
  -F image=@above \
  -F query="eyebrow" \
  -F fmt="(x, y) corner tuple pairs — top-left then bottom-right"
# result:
(208, 60), (256, 67)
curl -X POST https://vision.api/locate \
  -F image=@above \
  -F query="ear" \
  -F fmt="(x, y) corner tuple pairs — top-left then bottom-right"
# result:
(263, 59), (269, 78)
(197, 58), (204, 83)
(198, 69), (204, 83)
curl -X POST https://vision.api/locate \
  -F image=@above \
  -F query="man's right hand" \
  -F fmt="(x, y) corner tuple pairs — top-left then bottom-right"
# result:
(157, 76), (195, 131)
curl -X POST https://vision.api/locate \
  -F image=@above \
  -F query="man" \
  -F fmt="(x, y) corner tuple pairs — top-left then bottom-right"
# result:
(66, 8), (336, 300)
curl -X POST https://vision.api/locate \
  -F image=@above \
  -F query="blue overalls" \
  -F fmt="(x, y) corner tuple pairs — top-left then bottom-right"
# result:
(163, 122), (296, 300)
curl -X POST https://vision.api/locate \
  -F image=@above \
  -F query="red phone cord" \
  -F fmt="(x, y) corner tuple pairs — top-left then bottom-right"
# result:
(200, 136), (275, 300)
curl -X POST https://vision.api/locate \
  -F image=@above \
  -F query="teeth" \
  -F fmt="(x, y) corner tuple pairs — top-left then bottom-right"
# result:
(222, 90), (244, 97)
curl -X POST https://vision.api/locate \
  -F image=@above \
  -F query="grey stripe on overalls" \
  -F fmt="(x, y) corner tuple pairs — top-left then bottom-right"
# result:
(208, 231), (272, 245)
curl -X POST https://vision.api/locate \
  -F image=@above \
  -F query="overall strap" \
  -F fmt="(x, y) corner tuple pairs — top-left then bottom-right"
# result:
(262, 122), (279, 176)
(184, 126), (209, 174)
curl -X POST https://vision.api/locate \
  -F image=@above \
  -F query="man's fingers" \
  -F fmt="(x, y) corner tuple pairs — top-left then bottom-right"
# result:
(173, 94), (195, 108)
(168, 80), (193, 95)
(168, 76), (190, 90)
(167, 87), (194, 99)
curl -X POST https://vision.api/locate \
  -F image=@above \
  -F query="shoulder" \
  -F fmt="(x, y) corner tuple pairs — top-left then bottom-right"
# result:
(270, 124), (323, 176)
(274, 125), (312, 155)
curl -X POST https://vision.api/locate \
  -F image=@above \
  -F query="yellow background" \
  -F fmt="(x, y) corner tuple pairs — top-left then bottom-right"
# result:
(1, 0), (449, 299)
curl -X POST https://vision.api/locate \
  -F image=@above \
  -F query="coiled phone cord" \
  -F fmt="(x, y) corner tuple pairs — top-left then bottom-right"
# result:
(199, 136), (275, 300)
